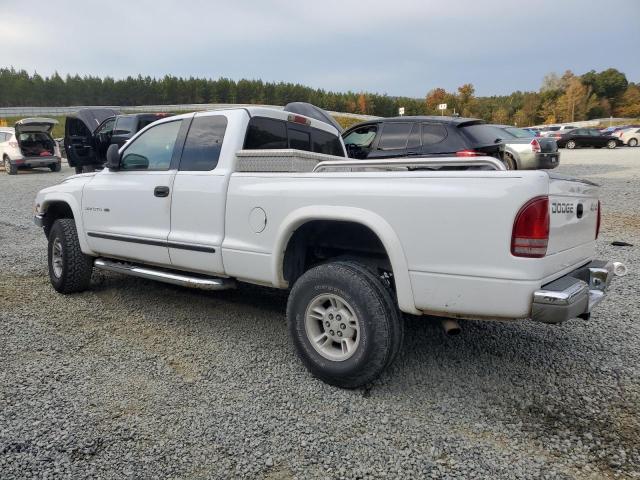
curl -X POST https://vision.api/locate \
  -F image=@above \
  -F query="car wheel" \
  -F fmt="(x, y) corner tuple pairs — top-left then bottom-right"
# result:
(50, 163), (61, 172)
(287, 261), (403, 388)
(503, 153), (517, 170)
(566, 140), (576, 149)
(628, 138), (638, 147)
(74, 166), (83, 174)
(606, 140), (617, 149)
(4, 157), (17, 175)
(48, 218), (94, 294)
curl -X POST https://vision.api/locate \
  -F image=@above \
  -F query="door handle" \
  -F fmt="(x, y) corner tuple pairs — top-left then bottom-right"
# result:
(154, 186), (170, 197)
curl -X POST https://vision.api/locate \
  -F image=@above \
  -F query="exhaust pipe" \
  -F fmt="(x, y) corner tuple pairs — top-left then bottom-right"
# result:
(441, 318), (461, 336)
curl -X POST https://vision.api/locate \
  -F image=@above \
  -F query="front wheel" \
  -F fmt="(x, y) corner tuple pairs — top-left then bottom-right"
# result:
(50, 163), (61, 172)
(629, 138), (638, 147)
(287, 261), (403, 388)
(48, 218), (94, 293)
(607, 140), (617, 149)
(566, 140), (576, 149)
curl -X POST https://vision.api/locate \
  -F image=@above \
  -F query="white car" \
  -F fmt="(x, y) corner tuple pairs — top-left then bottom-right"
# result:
(616, 127), (640, 147)
(539, 125), (577, 137)
(0, 118), (62, 175)
(32, 107), (625, 388)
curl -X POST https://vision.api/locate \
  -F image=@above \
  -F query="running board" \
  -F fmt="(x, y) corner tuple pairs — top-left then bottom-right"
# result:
(94, 258), (236, 290)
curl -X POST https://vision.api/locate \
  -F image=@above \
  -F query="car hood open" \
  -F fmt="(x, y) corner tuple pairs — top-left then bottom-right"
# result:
(14, 117), (58, 134)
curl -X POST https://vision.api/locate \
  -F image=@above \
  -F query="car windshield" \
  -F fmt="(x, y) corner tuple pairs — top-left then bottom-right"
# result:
(503, 127), (534, 138)
(460, 124), (510, 145)
(343, 125), (377, 147)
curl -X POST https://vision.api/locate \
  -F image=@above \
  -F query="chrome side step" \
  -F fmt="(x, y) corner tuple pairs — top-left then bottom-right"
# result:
(94, 258), (236, 291)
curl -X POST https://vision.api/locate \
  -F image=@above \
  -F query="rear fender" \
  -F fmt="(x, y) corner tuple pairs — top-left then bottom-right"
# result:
(272, 206), (419, 315)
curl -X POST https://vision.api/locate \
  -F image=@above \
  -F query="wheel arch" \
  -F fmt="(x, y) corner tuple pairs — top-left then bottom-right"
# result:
(39, 195), (94, 255)
(273, 206), (419, 315)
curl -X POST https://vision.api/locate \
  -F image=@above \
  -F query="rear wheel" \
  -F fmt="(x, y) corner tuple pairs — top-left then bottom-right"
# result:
(74, 166), (83, 174)
(607, 139), (617, 149)
(50, 163), (61, 172)
(48, 218), (94, 293)
(503, 153), (517, 170)
(4, 157), (17, 175)
(566, 140), (576, 149)
(287, 261), (403, 388)
(628, 138), (638, 147)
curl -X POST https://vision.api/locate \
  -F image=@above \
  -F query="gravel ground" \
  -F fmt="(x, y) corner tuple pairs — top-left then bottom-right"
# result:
(1, 149), (639, 479)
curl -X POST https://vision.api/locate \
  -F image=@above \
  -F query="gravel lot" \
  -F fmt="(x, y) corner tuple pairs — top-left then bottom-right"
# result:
(1, 148), (639, 479)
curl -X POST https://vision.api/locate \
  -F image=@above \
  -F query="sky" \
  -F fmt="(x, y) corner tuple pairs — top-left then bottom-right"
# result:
(1, 0), (638, 98)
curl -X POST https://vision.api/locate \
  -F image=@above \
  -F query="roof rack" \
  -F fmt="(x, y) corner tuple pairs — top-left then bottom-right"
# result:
(312, 156), (506, 172)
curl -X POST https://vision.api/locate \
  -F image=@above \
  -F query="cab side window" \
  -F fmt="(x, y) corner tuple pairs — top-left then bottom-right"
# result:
(179, 115), (228, 171)
(121, 120), (182, 171)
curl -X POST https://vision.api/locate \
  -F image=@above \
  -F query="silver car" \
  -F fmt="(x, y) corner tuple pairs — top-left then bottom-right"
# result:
(494, 126), (559, 170)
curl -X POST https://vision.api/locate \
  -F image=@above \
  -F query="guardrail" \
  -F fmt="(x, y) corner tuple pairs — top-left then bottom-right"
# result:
(0, 104), (380, 120)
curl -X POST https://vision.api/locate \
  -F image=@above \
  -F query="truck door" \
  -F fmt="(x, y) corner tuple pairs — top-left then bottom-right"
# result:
(167, 113), (229, 274)
(82, 118), (186, 266)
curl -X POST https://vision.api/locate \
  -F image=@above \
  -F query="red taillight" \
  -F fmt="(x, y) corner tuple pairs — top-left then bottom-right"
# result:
(596, 200), (601, 239)
(456, 149), (481, 157)
(530, 138), (541, 153)
(511, 196), (549, 258)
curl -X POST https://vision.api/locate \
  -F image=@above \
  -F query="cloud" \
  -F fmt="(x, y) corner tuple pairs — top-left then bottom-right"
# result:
(0, 0), (638, 97)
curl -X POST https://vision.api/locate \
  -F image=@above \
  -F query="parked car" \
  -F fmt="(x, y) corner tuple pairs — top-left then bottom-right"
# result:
(65, 109), (172, 173)
(0, 118), (62, 175)
(539, 125), (577, 137)
(341, 116), (506, 166)
(33, 106), (625, 388)
(493, 125), (559, 170)
(617, 127), (640, 147)
(553, 128), (621, 149)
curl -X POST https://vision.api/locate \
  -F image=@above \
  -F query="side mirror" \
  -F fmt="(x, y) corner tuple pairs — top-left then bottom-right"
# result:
(105, 144), (121, 170)
(121, 153), (149, 170)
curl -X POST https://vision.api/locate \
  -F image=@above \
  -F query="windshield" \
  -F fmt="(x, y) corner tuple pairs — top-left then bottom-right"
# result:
(460, 124), (511, 145)
(503, 127), (534, 138)
(343, 125), (378, 147)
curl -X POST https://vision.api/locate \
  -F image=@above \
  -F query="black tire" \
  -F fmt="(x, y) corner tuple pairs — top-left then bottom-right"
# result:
(287, 261), (403, 388)
(50, 163), (61, 172)
(566, 140), (576, 150)
(606, 140), (617, 149)
(48, 218), (94, 294)
(4, 157), (17, 175)
(629, 138), (638, 147)
(74, 166), (83, 174)
(503, 153), (517, 170)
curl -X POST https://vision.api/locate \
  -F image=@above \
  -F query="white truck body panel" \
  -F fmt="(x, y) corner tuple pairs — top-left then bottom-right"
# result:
(33, 106), (603, 322)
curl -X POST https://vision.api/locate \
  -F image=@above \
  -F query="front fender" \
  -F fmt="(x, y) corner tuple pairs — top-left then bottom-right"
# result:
(272, 205), (419, 315)
(36, 191), (95, 256)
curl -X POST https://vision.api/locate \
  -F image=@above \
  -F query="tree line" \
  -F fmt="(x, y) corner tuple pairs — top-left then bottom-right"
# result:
(0, 67), (638, 125)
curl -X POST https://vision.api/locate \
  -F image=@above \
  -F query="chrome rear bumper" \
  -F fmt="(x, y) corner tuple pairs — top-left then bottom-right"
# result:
(532, 260), (626, 324)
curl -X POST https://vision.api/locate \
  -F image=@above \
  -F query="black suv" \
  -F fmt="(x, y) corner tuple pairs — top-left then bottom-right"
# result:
(342, 116), (505, 163)
(65, 110), (172, 173)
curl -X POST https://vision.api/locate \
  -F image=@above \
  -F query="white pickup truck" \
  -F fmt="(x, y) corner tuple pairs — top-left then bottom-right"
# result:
(33, 107), (625, 388)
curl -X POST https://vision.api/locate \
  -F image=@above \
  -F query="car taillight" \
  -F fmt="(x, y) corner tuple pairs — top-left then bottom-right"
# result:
(530, 138), (541, 153)
(511, 196), (549, 258)
(596, 200), (601, 239)
(456, 149), (481, 157)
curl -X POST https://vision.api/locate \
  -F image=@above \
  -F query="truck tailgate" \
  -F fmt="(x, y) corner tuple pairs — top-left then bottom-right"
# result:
(546, 173), (599, 255)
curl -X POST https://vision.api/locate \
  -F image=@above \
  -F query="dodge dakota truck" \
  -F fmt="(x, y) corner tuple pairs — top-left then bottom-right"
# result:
(33, 106), (625, 388)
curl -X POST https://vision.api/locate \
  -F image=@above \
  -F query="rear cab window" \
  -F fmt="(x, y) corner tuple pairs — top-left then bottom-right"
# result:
(244, 116), (344, 156)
